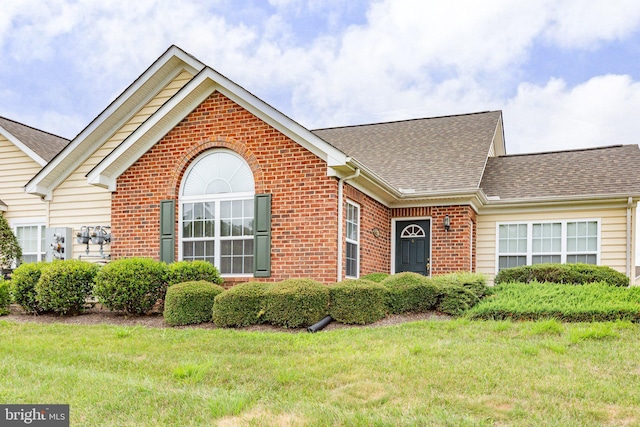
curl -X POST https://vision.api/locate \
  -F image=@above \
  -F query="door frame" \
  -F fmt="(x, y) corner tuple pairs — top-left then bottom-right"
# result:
(391, 216), (432, 275)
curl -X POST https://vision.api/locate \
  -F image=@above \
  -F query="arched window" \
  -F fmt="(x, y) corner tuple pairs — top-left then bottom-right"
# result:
(400, 224), (425, 238)
(180, 149), (254, 275)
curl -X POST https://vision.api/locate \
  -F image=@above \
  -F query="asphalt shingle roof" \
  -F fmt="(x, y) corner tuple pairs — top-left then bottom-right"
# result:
(313, 111), (501, 193)
(480, 145), (640, 200)
(0, 116), (69, 162)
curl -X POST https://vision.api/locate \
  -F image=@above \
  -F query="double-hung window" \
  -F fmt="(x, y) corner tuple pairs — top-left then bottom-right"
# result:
(497, 220), (599, 271)
(13, 222), (46, 264)
(180, 150), (255, 277)
(345, 201), (360, 278)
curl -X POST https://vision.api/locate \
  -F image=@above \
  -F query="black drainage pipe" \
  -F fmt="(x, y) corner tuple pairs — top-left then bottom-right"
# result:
(307, 315), (333, 333)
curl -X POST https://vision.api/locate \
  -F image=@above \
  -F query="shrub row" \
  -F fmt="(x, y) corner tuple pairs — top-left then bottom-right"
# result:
(0, 279), (10, 315)
(494, 263), (629, 287)
(468, 281), (640, 322)
(9, 259), (222, 316)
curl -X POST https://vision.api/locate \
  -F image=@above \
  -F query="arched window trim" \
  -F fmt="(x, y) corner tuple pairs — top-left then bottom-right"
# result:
(178, 149), (255, 277)
(400, 224), (426, 238)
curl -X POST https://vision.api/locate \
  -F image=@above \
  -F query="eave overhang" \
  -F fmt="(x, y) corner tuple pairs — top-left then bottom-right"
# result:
(0, 125), (47, 166)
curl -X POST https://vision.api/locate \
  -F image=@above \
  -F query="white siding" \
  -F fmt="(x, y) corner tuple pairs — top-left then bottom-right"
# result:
(48, 70), (194, 259)
(0, 136), (47, 222)
(477, 206), (632, 284)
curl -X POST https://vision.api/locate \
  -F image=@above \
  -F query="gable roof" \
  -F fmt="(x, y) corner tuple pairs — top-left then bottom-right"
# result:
(480, 145), (640, 201)
(0, 116), (69, 165)
(313, 111), (503, 195)
(25, 45), (206, 199)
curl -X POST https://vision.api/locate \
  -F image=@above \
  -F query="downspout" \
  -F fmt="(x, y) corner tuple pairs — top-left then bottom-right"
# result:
(337, 168), (360, 282)
(626, 197), (633, 281)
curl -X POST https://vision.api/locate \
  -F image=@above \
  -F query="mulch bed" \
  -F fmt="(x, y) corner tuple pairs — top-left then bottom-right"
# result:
(2, 304), (450, 332)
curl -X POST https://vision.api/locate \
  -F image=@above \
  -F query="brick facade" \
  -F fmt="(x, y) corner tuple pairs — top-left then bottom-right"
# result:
(111, 91), (477, 285)
(112, 91), (339, 284)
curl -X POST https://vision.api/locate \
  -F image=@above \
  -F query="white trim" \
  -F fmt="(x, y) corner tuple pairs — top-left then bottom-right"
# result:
(0, 125), (47, 166)
(26, 46), (205, 199)
(11, 219), (47, 264)
(345, 200), (360, 279)
(495, 218), (601, 274)
(178, 149), (255, 277)
(391, 217), (432, 275)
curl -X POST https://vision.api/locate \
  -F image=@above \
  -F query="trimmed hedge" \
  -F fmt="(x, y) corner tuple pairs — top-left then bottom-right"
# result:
(432, 272), (488, 299)
(329, 279), (388, 324)
(93, 258), (169, 315)
(10, 261), (48, 313)
(264, 278), (329, 328)
(468, 281), (640, 322)
(494, 263), (629, 287)
(212, 282), (273, 327)
(360, 272), (390, 283)
(0, 279), (10, 315)
(167, 261), (223, 286)
(437, 285), (480, 316)
(35, 260), (100, 315)
(164, 280), (225, 326)
(381, 272), (439, 314)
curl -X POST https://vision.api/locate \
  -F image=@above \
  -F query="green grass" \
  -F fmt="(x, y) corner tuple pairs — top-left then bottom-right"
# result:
(1, 319), (640, 426)
(468, 282), (640, 322)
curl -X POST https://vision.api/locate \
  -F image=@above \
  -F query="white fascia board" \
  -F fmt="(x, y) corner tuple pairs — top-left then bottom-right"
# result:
(90, 67), (350, 190)
(26, 46), (205, 198)
(0, 126), (46, 166)
(207, 68), (348, 167)
(0, 202), (7, 212)
(88, 74), (216, 189)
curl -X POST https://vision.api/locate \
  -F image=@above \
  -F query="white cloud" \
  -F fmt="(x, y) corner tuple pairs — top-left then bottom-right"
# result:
(505, 75), (640, 153)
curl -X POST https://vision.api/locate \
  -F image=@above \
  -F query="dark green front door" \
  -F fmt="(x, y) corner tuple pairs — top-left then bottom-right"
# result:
(395, 220), (430, 275)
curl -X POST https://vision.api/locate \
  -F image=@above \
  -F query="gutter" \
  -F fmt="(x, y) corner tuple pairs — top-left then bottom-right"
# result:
(337, 167), (360, 282)
(627, 197), (633, 281)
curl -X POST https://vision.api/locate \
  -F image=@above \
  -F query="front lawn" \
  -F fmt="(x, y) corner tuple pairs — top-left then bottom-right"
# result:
(1, 319), (639, 426)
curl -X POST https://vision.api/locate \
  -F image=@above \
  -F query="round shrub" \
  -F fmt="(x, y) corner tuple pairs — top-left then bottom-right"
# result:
(164, 280), (225, 326)
(264, 278), (329, 328)
(329, 279), (387, 324)
(35, 260), (99, 315)
(437, 285), (479, 316)
(0, 279), (10, 315)
(432, 272), (488, 298)
(360, 272), (390, 283)
(10, 261), (48, 313)
(93, 257), (169, 315)
(382, 272), (439, 314)
(167, 261), (223, 286)
(212, 282), (273, 327)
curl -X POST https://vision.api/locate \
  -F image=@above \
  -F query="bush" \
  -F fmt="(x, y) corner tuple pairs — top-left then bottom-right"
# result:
(432, 272), (488, 298)
(35, 260), (99, 315)
(93, 258), (169, 315)
(437, 285), (479, 316)
(10, 262), (48, 313)
(495, 263), (629, 287)
(329, 279), (387, 324)
(212, 282), (273, 327)
(167, 261), (223, 286)
(164, 280), (225, 326)
(468, 281), (640, 322)
(0, 279), (10, 315)
(360, 272), (390, 283)
(264, 279), (329, 328)
(381, 272), (439, 314)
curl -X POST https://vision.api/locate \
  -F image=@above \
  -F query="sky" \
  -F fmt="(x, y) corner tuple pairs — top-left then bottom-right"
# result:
(1, 0), (640, 155)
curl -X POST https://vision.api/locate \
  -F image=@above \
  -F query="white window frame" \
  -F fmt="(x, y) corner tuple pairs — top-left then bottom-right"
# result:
(345, 200), (360, 279)
(495, 219), (601, 273)
(11, 218), (47, 265)
(178, 150), (255, 278)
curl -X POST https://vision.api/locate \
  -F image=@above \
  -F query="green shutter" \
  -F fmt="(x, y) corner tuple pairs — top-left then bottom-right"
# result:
(254, 193), (271, 277)
(159, 200), (175, 263)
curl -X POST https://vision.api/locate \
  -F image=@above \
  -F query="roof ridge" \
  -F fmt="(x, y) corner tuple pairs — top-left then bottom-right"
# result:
(0, 115), (70, 141)
(311, 110), (500, 132)
(496, 144), (628, 158)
